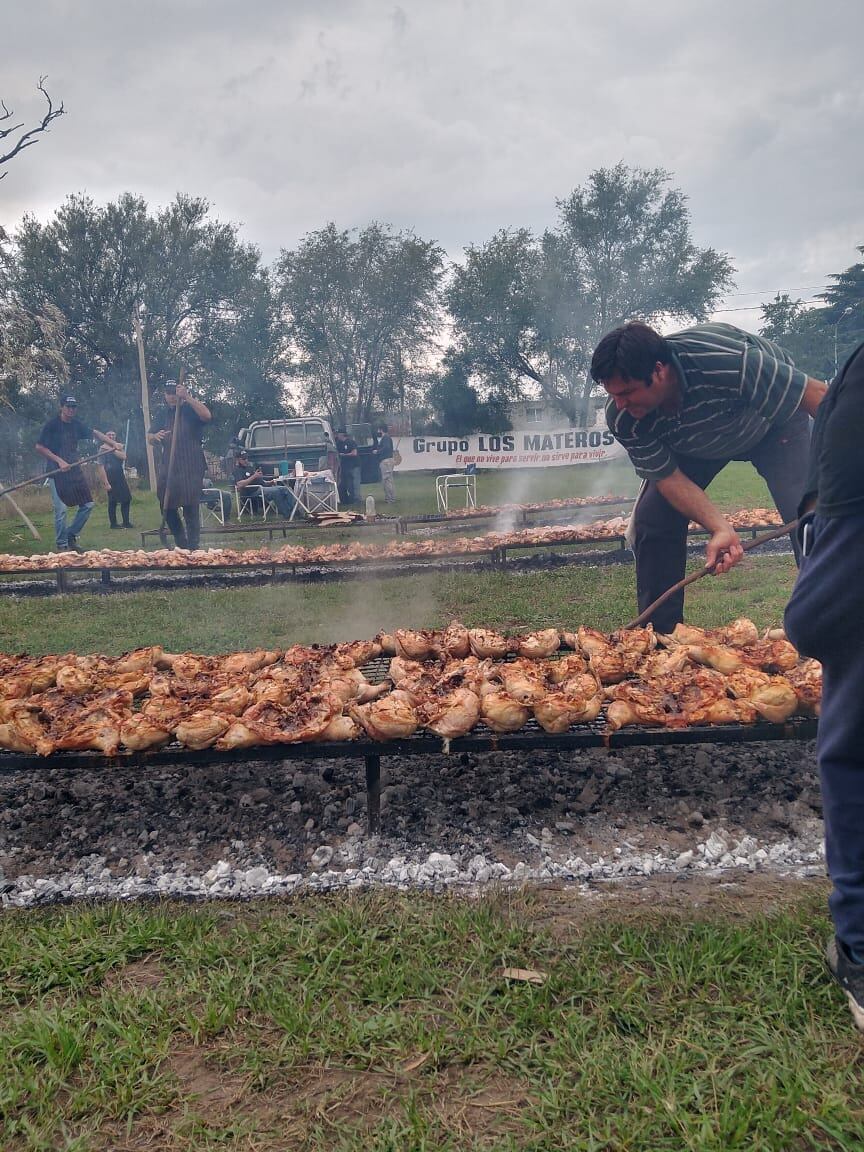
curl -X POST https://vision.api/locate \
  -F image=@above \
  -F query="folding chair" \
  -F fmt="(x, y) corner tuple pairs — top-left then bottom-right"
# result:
(200, 489), (226, 526)
(235, 485), (265, 520)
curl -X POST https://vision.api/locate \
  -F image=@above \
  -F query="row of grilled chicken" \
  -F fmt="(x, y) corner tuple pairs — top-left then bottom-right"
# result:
(0, 508), (783, 572)
(0, 619), (820, 759)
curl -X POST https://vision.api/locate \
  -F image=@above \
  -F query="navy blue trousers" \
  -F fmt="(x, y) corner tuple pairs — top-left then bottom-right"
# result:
(785, 512), (864, 958)
(633, 410), (810, 631)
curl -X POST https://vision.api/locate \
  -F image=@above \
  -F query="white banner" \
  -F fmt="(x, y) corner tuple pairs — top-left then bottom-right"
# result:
(394, 427), (625, 471)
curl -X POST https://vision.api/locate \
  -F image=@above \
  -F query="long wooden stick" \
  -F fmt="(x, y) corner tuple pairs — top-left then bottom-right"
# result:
(0, 449), (112, 500)
(2, 492), (41, 540)
(133, 304), (157, 492)
(158, 368), (186, 537)
(624, 519), (799, 630)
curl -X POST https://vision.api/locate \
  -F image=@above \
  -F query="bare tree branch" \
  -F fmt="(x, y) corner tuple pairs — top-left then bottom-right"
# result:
(0, 77), (65, 179)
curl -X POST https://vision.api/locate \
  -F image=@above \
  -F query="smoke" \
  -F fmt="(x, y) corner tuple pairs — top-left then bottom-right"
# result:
(304, 570), (447, 644)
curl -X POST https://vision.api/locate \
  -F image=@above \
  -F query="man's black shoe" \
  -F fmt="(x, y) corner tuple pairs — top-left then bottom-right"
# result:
(109, 523), (123, 529)
(123, 522), (134, 529)
(67, 535), (84, 554)
(826, 937), (864, 1032)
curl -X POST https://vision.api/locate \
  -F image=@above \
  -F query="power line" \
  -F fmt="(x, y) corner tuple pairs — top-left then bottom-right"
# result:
(721, 284), (831, 298)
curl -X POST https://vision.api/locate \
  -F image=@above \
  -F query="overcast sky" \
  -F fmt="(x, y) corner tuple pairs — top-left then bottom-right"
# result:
(3, 0), (863, 331)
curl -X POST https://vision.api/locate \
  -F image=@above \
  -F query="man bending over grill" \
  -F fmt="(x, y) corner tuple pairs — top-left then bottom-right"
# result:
(785, 339), (864, 1033)
(147, 379), (211, 550)
(591, 321), (827, 631)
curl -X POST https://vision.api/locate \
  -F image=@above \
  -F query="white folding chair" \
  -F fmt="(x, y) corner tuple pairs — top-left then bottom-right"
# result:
(435, 473), (477, 512)
(200, 489), (226, 526)
(235, 485), (265, 520)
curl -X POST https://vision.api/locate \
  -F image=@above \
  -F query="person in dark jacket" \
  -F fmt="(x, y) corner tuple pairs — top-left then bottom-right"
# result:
(373, 422), (396, 504)
(35, 396), (123, 552)
(146, 379), (212, 549)
(334, 429), (359, 504)
(785, 340), (864, 1032)
(97, 431), (133, 529)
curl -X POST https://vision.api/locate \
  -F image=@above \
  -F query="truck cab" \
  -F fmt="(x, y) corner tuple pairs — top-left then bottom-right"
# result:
(236, 418), (337, 477)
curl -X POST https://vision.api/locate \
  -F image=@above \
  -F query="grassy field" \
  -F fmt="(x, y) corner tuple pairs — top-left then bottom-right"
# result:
(0, 460), (773, 557)
(1, 554), (798, 656)
(2, 886), (862, 1151)
(4, 463), (850, 1152)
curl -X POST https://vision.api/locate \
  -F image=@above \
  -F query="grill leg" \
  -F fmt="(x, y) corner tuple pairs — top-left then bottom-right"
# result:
(56, 570), (68, 594)
(101, 569), (112, 587)
(365, 754), (381, 834)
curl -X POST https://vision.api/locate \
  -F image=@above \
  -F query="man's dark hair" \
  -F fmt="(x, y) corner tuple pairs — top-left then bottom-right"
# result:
(335, 428), (346, 436)
(590, 321), (670, 386)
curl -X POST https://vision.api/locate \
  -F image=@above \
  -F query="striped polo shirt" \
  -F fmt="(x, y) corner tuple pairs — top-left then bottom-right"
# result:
(605, 323), (809, 479)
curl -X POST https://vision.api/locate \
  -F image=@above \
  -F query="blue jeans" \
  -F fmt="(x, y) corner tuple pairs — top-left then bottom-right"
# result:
(50, 480), (94, 549)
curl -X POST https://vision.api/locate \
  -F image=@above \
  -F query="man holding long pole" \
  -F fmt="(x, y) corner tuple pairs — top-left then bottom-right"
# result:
(146, 378), (211, 550)
(35, 396), (123, 552)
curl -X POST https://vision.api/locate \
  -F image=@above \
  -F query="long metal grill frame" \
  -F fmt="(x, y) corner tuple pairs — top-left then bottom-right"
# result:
(0, 524), (785, 596)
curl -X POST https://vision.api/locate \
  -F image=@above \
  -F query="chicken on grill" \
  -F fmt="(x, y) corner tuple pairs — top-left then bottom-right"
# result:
(351, 690), (419, 740)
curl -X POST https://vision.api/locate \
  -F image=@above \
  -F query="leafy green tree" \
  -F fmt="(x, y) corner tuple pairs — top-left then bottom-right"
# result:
(760, 248), (864, 379)
(759, 294), (835, 380)
(6, 193), (288, 469)
(448, 165), (734, 424)
(274, 222), (444, 426)
(426, 353), (512, 434)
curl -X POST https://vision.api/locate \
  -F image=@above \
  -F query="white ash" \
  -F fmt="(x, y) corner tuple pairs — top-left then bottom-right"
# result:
(0, 740), (825, 908)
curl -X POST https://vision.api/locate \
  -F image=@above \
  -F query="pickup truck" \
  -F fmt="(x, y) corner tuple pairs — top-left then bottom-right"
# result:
(235, 418), (337, 477)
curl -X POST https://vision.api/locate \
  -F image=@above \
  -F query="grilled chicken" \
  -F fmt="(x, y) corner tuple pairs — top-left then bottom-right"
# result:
(534, 676), (604, 733)
(173, 710), (232, 750)
(394, 628), (438, 660)
(725, 668), (799, 723)
(516, 629), (561, 659)
(351, 690), (419, 740)
(784, 659), (822, 717)
(439, 622), (471, 659)
(468, 628), (513, 659)
(120, 713), (173, 751)
(478, 682), (531, 733)
(419, 685), (481, 739)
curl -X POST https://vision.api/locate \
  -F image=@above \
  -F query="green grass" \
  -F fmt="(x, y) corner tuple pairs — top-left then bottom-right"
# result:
(0, 889), (861, 1151)
(0, 554), (798, 656)
(0, 461), (773, 558)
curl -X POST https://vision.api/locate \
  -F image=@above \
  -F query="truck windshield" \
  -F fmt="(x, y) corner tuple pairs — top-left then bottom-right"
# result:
(249, 422), (326, 447)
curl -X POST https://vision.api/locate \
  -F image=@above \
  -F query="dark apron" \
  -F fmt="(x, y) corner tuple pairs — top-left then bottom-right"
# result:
(155, 407), (206, 509)
(52, 424), (93, 507)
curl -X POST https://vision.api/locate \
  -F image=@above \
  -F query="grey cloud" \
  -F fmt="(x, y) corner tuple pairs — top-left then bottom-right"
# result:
(1, 0), (863, 318)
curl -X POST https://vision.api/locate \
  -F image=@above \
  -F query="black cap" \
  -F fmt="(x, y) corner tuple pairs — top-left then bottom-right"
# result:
(61, 395), (78, 406)
(162, 381), (177, 393)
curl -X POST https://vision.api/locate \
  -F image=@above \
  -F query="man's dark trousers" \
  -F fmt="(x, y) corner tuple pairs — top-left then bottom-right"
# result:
(632, 409), (810, 631)
(165, 504), (201, 550)
(785, 512), (864, 959)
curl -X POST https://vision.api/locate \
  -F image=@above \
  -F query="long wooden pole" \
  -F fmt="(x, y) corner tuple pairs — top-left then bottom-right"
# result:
(133, 304), (157, 492)
(624, 520), (799, 630)
(2, 492), (41, 540)
(0, 449), (113, 500)
(158, 367), (186, 539)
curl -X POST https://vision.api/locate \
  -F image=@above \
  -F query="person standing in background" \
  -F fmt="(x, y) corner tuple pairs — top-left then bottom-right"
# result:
(97, 431), (133, 529)
(147, 379), (212, 550)
(373, 422), (396, 504)
(334, 429), (359, 504)
(35, 395), (123, 552)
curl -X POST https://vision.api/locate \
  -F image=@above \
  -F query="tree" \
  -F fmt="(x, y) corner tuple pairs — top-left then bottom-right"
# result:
(274, 222), (445, 426)
(759, 294), (835, 380)
(425, 353), (511, 435)
(448, 165), (734, 424)
(5, 193), (288, 468)
(0, 78), (65, 179)
(759, 246), (864, 379)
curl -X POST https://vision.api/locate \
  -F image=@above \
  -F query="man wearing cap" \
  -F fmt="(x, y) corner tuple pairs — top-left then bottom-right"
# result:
(35, 397), (123, 552)
(146, 379), (212, 549)
(232, 449), (297, 518)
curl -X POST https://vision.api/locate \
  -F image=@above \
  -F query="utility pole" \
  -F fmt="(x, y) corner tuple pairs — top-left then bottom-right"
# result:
(133, 304), (157, 491)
